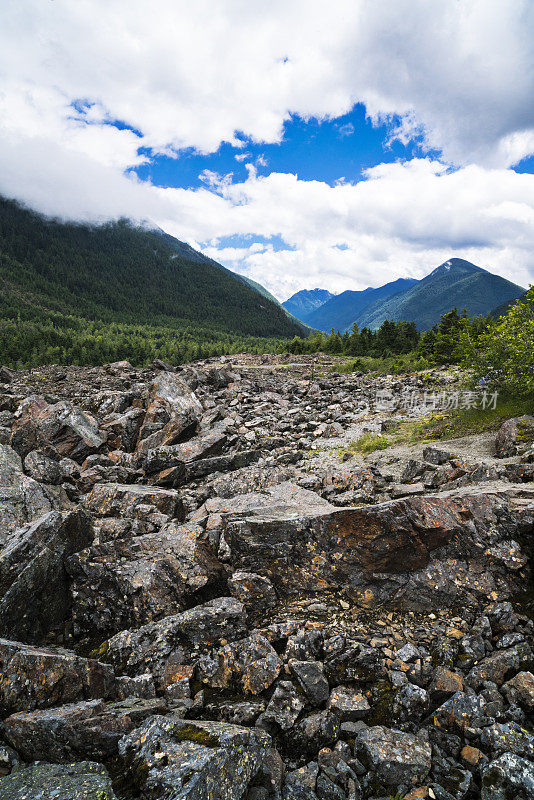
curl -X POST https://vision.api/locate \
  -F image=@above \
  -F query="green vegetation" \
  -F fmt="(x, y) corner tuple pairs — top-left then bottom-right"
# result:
(461, 287), (534, 397)
(0, 197), (304, 367)
(348, 433), (391, 454)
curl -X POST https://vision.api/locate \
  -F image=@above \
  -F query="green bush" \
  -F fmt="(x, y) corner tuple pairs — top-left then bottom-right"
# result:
(462, 287), (534, 397)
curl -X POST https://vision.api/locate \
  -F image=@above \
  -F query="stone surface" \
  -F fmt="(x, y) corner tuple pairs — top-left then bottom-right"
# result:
(67, 521), (224, 640)
(357, 725), (432, 788)
(1, 697), (164, 763)
(119, 716), (271, 800)
(0, 509), (93, 643)
(0, 639), (114, 714)
(0, 761), (117, 800)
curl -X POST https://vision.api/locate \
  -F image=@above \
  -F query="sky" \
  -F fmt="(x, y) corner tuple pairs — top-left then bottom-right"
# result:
(1, 1), (534, 301)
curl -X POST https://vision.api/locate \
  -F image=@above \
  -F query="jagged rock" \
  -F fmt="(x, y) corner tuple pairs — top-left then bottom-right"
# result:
(423, 446), (452, 465)
(480, 721), (534, 759)
(1, 697), (164, 763)
(0, 761), (117, 799)
(502, 671), (534, 708)
(292, 710), (340, 756)
(119, 716), (271, 800)
(392, 683), (429, 721)
(67, 521), (223, 640)
(221, 486), (517, 609)
(0, 639), (114, 714)
(467, 642), (532, 687)
(136, 372), (202, 452)
(327, 687), (370, 721)
(84, 481), (184, 520)
(428, 667), (464, 701)
(433, 691), (488, 732)
(0, 509), (93, 643)
(229, 572), (278, 613)
(105, 597), (246, 685)
(495, 416), (534, 458)
(259, 681), (306, 730)
(146, 427), (227, 474)
(0, 444), (64, 543)
(198, 632), (283, 695)
(10, 397), (106, 462)
(289, 660), (330, 705)
(23, 449), (63, 484)
(481, 752), (534, 799)
(356, 725), (431, 788)
(100, 407), (145, 452)
(0, 745), (19, 778)
(0, 367), (14, 384)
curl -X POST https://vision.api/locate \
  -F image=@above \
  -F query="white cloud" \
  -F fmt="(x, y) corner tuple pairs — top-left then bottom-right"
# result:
(1, 1), (534, 301)
(1, 0), (534, 166)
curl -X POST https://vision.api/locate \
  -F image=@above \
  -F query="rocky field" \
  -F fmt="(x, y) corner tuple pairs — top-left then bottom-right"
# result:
(0, 354), (532, 799)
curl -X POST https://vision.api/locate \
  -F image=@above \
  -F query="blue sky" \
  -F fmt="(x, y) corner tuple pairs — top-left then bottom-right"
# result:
(134, 105), (434, 190)
(2, 1), (534, 299)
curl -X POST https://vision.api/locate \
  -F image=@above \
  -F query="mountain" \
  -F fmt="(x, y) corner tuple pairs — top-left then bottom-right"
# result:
(282, 288), (334, 322)
(355, 258), (525, 331)
(305, 278), (418, 332)
(490, 291), (528, 319)
(0, 196), (306, 340)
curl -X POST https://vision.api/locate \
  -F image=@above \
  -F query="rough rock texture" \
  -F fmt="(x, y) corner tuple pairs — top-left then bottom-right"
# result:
(67, 521), (225, 641)
(0, 639), (115, 714)
(0, 761), (117, 799)
(119, 716), (271, 800)
(0, 356), (532, 800)
(0, 509), (93, 643)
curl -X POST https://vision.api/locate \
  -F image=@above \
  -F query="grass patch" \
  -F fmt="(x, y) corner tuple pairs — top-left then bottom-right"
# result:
(348, 433), (392, 454)
(334, 354), (432, 375)
(335, 395), (533, 461)
(397, 397), (534, 442)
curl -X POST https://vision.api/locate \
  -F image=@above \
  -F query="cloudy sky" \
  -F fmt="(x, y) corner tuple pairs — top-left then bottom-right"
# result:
(1, 0), (534, 300)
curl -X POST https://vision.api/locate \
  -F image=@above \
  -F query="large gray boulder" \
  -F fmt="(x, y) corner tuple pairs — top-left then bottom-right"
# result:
(67, 521), (224, 641)
(1, 697), (164, 763)
(0, 444), (63, 544)
(0, 638), (114, 715)
(10, 397), (106, 462)
(0, 761), (117, 800)
(356, 725), (431, 788)
(481, 753), (534, 799)
(0, 509), (93, 643)
(119, 716), (271, 800)
(105, 597), (246, 687)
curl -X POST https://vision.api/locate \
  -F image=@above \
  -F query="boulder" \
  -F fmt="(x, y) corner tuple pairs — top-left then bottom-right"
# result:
(0, 509), (93, 643)
(198, 632), (283, 695)
(433, 691), (488, 733)
(502, 671), (534, 708)
(83, 482), (184, 521)
(105, 597), (246, 686)
(10, 397), (106, 462)
(357, 725), (431, 788)
(1, 697), (164, 763)
(228, 571), (278, 613)
(23, 449), (63, 484)
(481, 753), (534, 800)
(289, 660), (330, 705)
(119, 716), (271, 800)
(136, 372), (202, 452)
(0, 761), (117, 800)
(219, 484), (510, 608)
(67, 522), (224, 641)
(495, 416), (534, 458)
(327, 687), (370, 721)
(0, 444), (63, 544)
(467, 642), (532, 687)
(0, 638), (114, 715)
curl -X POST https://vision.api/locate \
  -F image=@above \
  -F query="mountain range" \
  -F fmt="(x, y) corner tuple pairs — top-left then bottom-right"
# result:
(283, 258), (525, 332)
(0, 196), (306, 340)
